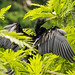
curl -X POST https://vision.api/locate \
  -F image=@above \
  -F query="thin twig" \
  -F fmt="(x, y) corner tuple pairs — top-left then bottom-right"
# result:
(46, 70), (68, 75)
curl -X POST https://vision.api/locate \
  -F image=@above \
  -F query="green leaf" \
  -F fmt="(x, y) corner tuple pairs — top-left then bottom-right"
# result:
(25, 54), (43, 75)
(24, 0), (74, 21)
(0, 5), (11, 20)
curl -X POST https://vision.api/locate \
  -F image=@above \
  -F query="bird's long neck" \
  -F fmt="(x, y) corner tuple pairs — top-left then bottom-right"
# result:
(35, 19), (46, 35)
(35, 23), (40, 35)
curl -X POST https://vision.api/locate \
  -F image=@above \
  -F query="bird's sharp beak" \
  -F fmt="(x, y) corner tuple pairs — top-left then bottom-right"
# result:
(46, 18), (51, 21)
(46, 16), (57, 21)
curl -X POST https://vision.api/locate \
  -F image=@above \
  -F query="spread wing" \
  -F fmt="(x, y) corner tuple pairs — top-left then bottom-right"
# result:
(36, 29), (75, 62)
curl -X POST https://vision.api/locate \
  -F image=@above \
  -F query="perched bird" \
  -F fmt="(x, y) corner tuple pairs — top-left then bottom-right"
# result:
(0, 19), (75, 75)
(34, 18), (75, 62)
(1, 19), (75, 63)
(3, 23), (31, 61)
(0, 23), (22, 51)
(1, 23), (31, 75)
(1, 23), (32, 51)
(0, 19), (75, 63)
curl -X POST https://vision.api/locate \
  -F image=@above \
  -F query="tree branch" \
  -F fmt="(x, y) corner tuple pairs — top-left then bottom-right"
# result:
(46, 70), (68, 75)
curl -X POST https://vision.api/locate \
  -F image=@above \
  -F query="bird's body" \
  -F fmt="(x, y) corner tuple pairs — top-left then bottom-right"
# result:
(0, 18), (75, 75)
(0, 23), (22, 51)
(0, 19), (75, 63)
(34, 18), (75, 62)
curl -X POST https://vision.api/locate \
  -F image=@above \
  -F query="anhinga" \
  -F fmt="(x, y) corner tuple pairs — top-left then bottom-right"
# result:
(0, 23), (22, 51)
(34, 18), (75, 62)
(2, 19), (75, 63)
(1, 18), (75, 75)
(1, 23), (31, 75)
(1, 23), (32, 51)
(0, 18), (75, 63)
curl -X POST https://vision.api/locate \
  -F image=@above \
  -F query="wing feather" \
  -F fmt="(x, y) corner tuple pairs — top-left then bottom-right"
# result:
(48, 38), (50, 53)
(52, 36), (57, 54)
(37, 29), (75, 62)
(58, 40), (61, 56)
(66, 42), (75, 56)
(59, 42), (64, 58)
(63, 43), (72, 62)
(64, 43), (75, 62)
(53, 37), (59, 55)
(54, 32), (75, 62)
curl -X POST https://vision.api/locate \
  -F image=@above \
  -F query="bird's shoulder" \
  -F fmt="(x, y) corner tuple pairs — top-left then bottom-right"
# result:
(38, 26), (62, 41)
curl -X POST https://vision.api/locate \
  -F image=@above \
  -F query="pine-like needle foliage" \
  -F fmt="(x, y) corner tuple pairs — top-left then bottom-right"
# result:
(0, 5), (11, 20)
(24, 0), (75, 20)
(23, 0), (75, 75)
(0, 30), (36, 75)
(0, 30), (32, 49)
(24, 0), (75, 27)
(0, 0), (75, 75)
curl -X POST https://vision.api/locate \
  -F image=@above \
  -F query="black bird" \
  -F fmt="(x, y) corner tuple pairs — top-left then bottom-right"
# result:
(34, 18), (75, 62)
(2, 20), (75, 63)
(0, 19), (75, 75)
(0, 23), (22, 51)
(3, 23), (32, 61)
(1, 20), (75, 63)
(1, 23), (32, 51)
(1, 23), (32, 75)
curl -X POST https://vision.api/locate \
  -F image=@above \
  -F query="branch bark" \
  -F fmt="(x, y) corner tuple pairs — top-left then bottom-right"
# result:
(23, 0), (32, 12)
(46, 70), (68, 75)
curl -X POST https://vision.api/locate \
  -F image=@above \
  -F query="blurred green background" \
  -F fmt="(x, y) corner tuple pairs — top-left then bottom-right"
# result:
(0, 0), (48, 30)
(0, 0), (75, 30)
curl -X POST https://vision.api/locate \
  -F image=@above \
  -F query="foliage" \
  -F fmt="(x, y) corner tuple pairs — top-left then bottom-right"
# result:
(67, 70), (75, 75)
(0, 5), (11, 20)
(23, 0), (75, 75)
(0, 62), (7, 75)
(24, 54), (59, 75)
(24, 0), (75, 28)
(0, 30), (33, 49)
(0, 49), (28, 75)
(25, 54), (43, 75)
(0, 29), (36, 75)
(62, 26), (75, 51)
(24, 0), (75, 20)
(23, 28), (36, 36)
(0, 0), (75, 75)
(0, 27), (75, 75)
(0, 49), (64, 75)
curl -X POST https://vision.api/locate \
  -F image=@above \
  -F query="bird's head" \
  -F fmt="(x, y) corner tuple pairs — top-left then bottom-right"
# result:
(36, 16), (57, 26)
(4, 23), (23, 33)
(36, 18), (46, 26)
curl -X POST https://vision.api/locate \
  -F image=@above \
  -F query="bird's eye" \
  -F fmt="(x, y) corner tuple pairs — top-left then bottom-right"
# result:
(52, 27), (53, 29)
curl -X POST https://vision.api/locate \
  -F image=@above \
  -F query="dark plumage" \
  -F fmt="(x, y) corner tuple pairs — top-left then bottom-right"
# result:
(2, 23), (32, 51)
(0, 19), (75, 63)
(0, 23), (22, 51)
(34, 18), (75, 62)
(1, 23), (31, 75)
(0, 19), (75, 75)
